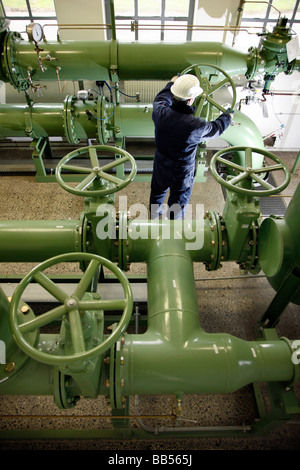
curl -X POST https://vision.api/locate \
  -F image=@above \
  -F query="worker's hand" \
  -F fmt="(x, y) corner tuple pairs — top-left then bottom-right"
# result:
(171, 75), (179, 82)
(226, 107), (234, 118)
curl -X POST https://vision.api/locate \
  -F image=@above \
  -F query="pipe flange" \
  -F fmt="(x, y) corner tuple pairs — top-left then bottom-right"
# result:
(96, 95), (113, 144)
(53, 369), (79, 409)
(280, 337), (300, 389)
(246, 221), (261, 274)
(114, 334), (127, 409)
(63, 95), (80, 144)
(246, 46), (261, 80)
(3, 31), (29, 91)
(205, 210), (223, 271)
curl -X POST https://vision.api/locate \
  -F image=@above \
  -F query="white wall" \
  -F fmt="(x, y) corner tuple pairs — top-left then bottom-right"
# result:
(54, 0), (106, 41)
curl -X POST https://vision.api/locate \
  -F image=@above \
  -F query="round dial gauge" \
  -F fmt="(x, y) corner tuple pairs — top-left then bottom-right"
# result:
(26, 23), (44, 43)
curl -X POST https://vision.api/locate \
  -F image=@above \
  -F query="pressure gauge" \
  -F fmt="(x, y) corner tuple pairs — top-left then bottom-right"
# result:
(26, 22), (44, 43)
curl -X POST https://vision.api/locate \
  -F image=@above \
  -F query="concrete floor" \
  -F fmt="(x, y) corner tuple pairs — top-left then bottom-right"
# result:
(0, 142), (299, 450)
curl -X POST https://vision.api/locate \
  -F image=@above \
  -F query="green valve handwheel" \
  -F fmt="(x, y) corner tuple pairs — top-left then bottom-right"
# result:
(56, 144), (137, 197)
(210, 146), (291, 196)
(9, 252), (133, 366)
(180, 63), (236, 117)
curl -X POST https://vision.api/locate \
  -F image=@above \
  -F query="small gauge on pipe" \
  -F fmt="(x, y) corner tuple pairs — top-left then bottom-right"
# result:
(26, 22), (44, 43)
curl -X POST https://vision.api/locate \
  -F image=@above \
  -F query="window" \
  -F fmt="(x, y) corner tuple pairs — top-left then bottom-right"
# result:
(105, 0), (195, 42)
(0, 0), (58, 41)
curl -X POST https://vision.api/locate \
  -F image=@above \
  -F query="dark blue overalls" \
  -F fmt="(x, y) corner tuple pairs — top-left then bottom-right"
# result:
(150, 82), (232, 219)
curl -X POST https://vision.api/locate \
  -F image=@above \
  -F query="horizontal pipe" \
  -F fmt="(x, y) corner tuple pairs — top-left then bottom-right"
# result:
(4, 38), (250, 83)
(0, 351), (56, 396)
(123, 332), (294, 395)
(0, 100), (266, 171)
(126, 218), (212, 263)
(0, 220), (81, 262)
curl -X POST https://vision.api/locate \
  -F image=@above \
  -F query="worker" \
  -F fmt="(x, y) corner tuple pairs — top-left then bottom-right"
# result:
(149, 74), (233, 219)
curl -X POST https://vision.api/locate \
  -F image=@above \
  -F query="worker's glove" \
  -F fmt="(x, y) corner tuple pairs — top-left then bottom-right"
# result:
(226, 107), (234, 115)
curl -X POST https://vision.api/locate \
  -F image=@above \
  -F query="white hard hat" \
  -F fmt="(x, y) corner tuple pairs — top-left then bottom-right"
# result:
(170, 74), (203, 100)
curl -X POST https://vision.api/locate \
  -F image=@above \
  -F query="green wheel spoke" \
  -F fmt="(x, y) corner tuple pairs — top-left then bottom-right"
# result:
(74, 259), (100, 300)
(207, 77), (229, 95)
(19, 304), (66, 334)
(89, 146), (99, 168)
(206, 95), (226, 112)
(245, 147), (253, 168)
(228, 171), (248, 186)
(195, 96), (206, 117)
(33, 271), (69, 303)
(253, 163), (284, 174)
(69, 309), (86, 354)
(216, 156), (246, 173)
(61, 164), (91, 174)
(75, 172), (97, 191)
(98, 170), (123, 186)
(193, 66), (202, 83)
(100, 155), (129, 173)
(250, 173), (275, 190)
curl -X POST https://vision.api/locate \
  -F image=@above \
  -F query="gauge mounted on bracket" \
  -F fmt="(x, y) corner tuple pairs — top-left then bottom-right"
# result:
(26, 22), (44, 43)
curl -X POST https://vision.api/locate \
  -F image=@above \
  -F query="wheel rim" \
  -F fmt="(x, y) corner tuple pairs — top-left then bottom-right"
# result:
(9, 252), (133, 366)
(56, 145), (137, 197)
(210, 146), (291, 196)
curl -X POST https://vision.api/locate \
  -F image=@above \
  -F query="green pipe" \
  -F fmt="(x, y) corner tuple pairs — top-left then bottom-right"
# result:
(0, 349), (56, 396)
(0, 219), (81, 262)
(222, 111), (265, 168)
(258, 182), (300, 305)
(2, 34), (250, 86)
(0, 218), (298, 401)
(121, 237), (296, 396)
(0, 101), (100, 139)
(1, 18), (299, 91)
(0, 286), (15, 359)
(117, 41), (249, 79)
(126, 218), (212, 264)
(0, 100), (265, 169)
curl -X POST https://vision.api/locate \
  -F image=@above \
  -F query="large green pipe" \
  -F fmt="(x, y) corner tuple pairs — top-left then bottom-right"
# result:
(258, 182), (300, 305)
(0, 102), (262, 143)
(121, 237), (295, 395)
(0, 219), (81, 261)
(1, 34), (250, 86)
(0, 101), (100, 139)
(1, 18), (299, 92)
(0, 100), (264, 168)
(126, 219), (212, 264)
(0, 231), (297, 399)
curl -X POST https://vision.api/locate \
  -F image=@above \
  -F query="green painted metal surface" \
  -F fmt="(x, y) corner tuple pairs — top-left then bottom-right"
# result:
(258, 182), (300, 308)
(0, 14), (299, 438)
(121, 238), (295, 396)
(0, 19), (297, 92)
(0, 219), (81, 261)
